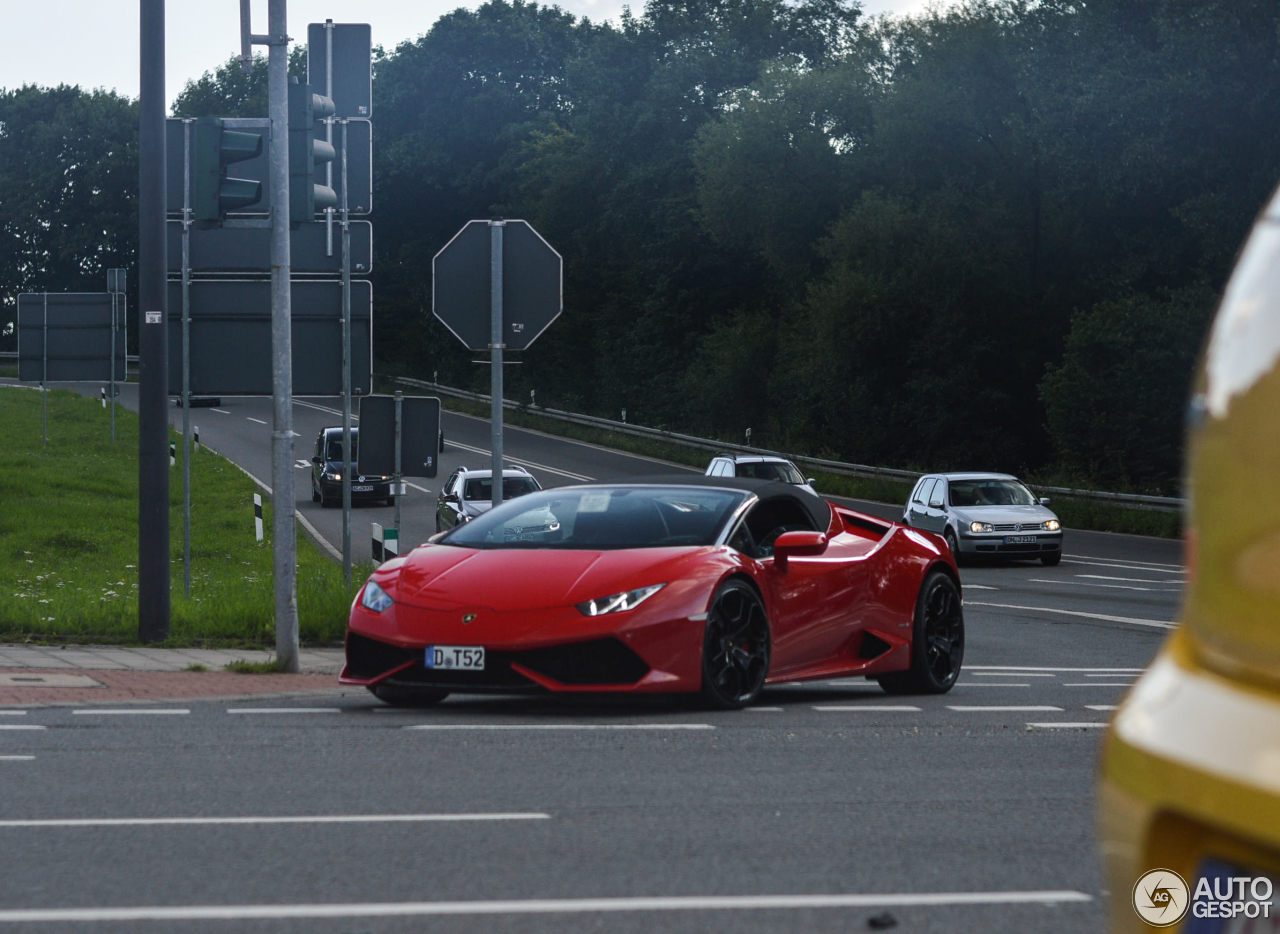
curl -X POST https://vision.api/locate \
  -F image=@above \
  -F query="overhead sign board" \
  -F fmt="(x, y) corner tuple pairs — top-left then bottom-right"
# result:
(307, 23), (372, 119)
(357, 395), (441, 478)
(17, 293), (127, 382)
(433, 220), (563, 351)
(165, 279), (372, 396)
(165, 118), (371, 218)
(166, 220), (372, 275)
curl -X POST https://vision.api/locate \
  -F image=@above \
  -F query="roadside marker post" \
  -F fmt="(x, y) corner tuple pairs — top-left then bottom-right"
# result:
(372, 522), (382, 563)
(371, 523), (396, 564)
(254, 494), (264, 542)
(169, 442), (176, 467)
(101, 388), (106, 409)
(194, 426), (200, 452)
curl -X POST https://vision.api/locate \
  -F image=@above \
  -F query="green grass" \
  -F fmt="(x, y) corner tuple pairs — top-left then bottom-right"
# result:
(418, 390), (1181, 539)
(223, 658), (284, 674)
(0, 386), (369, 645)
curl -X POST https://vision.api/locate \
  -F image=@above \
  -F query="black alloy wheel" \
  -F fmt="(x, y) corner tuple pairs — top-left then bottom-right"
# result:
(878, 570), (965, 695)
(368, 684), (450, 706)
(700, 579), (771, 709)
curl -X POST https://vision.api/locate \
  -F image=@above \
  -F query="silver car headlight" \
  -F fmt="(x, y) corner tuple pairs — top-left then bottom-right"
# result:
(360, 580), (394, 613)
(969, 521), (993, 533)
(1042, 519), (1061, 532)
(577, 584), (665, 617)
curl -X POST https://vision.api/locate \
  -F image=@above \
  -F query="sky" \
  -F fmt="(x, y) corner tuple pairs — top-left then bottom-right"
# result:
(0, 0), (929, 106)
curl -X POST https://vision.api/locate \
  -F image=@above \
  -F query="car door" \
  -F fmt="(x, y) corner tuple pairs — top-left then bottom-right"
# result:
(437, 471), (460, 530)
(906, 478), (935, 528)
(311, 432), (325, 493)
(921, 478), (949, 533)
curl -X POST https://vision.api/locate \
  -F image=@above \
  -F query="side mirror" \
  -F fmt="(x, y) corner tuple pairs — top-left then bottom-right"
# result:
(439, 431), (446, 454)
(773, 531), (828, 569)
(310, 456), (322, 465)
(929, 499), (943, 509)
(1039, 497), (1051, 506)
(806, 478), (817, 486)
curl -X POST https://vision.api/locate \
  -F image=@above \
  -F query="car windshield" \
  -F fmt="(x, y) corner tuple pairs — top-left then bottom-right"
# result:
(948, 479), (1039, 507)
(443, 486), (748, 549)
(325, 436), (358, 461)
(736, 461), (805, 484)
(463, 476), (540, 502)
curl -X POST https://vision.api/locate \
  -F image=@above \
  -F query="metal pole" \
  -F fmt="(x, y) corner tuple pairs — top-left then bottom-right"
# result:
(340, 118), (352, 585)
(109, 290), (116, 442)
(181, 118), (192, 599)
(41, 293), (47, 445)
(489, 221), (504, 507)
(324, 19), (335, 259)
(138, 0), (170, 642)
(268, 0), (299, 672)
(238, 0), (254, 74)
(394, 391), (403, 537)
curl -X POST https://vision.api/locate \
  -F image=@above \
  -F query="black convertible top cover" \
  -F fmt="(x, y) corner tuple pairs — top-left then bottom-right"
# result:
(584, 474), (832, 533)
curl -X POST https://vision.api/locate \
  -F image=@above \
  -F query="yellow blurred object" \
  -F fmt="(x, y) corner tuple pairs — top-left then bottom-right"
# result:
(1099, 191), (1280, 931)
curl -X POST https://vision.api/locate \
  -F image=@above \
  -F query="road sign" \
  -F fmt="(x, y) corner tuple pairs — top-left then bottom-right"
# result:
(166, 220), (371, 275)
(165, 118), (371, 217)
(307, 23), (372, 119)
(164, 279), (372, 395)
(17, 293), (127, 382)
(358, 395), (441, 478)
(433, 220), (563, 351)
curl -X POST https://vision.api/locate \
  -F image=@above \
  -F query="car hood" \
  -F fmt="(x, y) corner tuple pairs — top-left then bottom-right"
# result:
(393, 545), (706, 611)
(951, 504), (1057, 524)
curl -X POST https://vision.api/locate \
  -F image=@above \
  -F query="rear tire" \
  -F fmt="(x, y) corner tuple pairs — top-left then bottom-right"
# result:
(1041, 551), (1062, 566)
(368, 684), (450, 706)
(700, 580), (771, 710)
(878, 570), (964, 695)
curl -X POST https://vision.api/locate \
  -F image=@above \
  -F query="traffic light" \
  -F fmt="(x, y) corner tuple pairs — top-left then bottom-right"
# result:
(191, 118), (263, 224)
(288, 78), (337, 224)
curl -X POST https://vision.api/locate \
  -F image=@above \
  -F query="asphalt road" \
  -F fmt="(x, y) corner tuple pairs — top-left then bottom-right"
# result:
(1, 382), (1184, 932)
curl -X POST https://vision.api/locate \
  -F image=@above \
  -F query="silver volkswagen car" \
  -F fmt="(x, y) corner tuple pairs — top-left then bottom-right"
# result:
(902, 472), (1063, 565)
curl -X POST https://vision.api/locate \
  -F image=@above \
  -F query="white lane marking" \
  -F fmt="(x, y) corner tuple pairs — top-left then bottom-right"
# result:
(1028, 578), (1175, 593)
(1086, 705), (1119, 711)
(0, 756), (34, 761)
(967, 666), (1145, 672)
(0, 725), (45, 731)
(227, 708), (341, 714)
(72, 709), (189, 716)
(0, 890), (1093, 922)
(1027, 722), (1108, 729)
(1061, 559), (1184, 575)
(964, 602), (1175, 630)
(212, 408), (230, 415)
(947, 706), (1063, 712)
(744, 707), (784, 712)
(1076, 574), (1181, 585)
(406, 482), (432, 494)
(963, 584), (998, 590)
(293, 399), (357, 421)
(954, 683), (1031, 688)
(813, 706), (921, 712)
(1084, 673), (1136, 678)
(0, 711), (27, 716)
(247, 417), (268, 425)
(0, 813), (549, 829)
(404, 724), (713, 731)
(972, 672), (1055, 677)
(446, 439), (593, 482)
(1064, 683), (1135, 687)
(1064, 554), (1184, 569)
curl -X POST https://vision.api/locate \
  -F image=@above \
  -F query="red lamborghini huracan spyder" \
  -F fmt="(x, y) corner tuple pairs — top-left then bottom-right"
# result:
(340, 477), (964, 709)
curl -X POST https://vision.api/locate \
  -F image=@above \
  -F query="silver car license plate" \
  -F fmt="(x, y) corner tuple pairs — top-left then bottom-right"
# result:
(425, 646), (485, 671)
(1005, 535), (1037, 544)
(352, 485), (374, 492)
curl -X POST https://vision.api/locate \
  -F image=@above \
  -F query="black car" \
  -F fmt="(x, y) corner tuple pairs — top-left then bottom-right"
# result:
(310, 427), (393, 507)
(435, 465), (541, 532)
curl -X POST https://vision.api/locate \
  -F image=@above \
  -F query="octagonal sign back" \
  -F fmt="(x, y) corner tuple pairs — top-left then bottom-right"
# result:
(432, 220), (563, 352)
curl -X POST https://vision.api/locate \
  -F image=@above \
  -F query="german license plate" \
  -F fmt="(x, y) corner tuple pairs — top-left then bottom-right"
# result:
(353, 485), (374, 492)
(1005, 535), (1037, 544)
(425, 646), (485, 671)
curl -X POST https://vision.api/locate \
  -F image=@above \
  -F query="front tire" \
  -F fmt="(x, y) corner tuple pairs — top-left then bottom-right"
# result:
(943, 527), (959, 560)
(878, 570), (964, 695)
(700, 580), (771, 710)
(368, 684), (450, 706)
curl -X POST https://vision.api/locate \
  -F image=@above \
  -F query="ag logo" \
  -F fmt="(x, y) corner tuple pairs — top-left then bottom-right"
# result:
(1133, 869), (1190, 926)
(462, 613), (477, 624)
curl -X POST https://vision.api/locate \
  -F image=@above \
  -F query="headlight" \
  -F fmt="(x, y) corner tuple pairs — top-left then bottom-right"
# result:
(326, 471), (342, 481)
(577, 584), (665, 617)
(360, 580), (394, 613)
(1043, 519), (1061, 532)
(969, 521), (993, 533)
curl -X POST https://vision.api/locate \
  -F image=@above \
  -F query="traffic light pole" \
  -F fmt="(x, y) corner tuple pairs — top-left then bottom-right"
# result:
(267, 0), (299, 672)
(489, 220), (505, 507)
(138, 0), (170, 642)
(340, 117), (353, 585)
(181, 118), (193, 600)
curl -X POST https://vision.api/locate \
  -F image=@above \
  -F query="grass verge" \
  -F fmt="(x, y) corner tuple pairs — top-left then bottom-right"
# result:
(419, 388), (1181, 540)
(0, 386), (369, 645)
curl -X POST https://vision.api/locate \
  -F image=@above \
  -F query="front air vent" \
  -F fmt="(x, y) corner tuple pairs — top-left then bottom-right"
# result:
(857, 632), (892, 660)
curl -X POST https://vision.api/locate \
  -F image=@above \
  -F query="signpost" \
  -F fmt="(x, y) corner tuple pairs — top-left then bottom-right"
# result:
(434, 219), (562, 505)
(358, 393), (440, 556)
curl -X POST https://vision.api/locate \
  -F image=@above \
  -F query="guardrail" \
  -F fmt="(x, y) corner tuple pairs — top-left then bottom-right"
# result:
(393, 376), (1186, 513)
(0, 351), (140, 363)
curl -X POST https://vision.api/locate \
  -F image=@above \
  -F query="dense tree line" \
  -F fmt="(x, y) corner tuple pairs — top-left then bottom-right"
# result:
(5, 0), (1279, 493)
